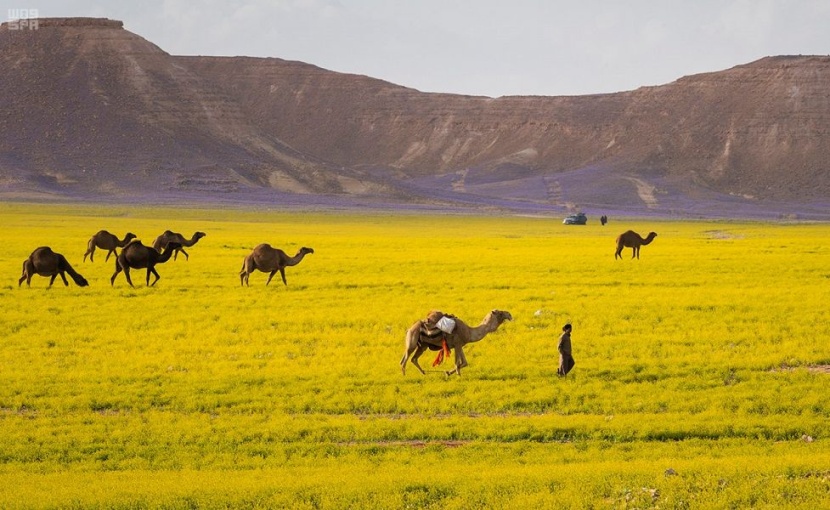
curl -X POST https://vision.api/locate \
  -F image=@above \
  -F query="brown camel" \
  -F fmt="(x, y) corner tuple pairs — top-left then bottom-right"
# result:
(240, 244), (314, 286)
(152, 231), (206, 261)
(19, 247), (89, 287)
(615, 230), (658, 259)
(400, 309), (513, 376)
(110, 240), (182, 287)
(83, 230), (137, 262)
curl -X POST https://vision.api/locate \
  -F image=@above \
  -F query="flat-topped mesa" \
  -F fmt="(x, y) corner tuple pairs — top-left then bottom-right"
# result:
(0, 17), (123, 30)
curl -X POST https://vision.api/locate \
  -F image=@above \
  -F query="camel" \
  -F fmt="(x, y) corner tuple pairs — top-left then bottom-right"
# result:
(110, 240), (182, 287)
(151, 231), (206, 261)
(19, 247), (89, 287)
(400, 309), (513, 376)
(615, 230), (658, 259)
(240, 244), (314, 286)
(83, 230), (137, 262)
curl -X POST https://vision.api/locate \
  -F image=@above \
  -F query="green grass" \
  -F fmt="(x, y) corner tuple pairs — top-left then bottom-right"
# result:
(1, 202), (829, 508)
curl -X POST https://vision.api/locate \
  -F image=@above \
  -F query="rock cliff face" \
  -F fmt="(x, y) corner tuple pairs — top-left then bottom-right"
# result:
(1, 18), (828, 217)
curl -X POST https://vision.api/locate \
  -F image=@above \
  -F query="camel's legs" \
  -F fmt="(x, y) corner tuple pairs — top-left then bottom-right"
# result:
(84, 248), (94, 262)
(401, 344), (427, 375)
(400, 351), (410, 375)
(409, 344), (428, 375)
(105, 250), (114, 262)
(279, 268), (287, 285)
(148, 267), (161, 286)
(110, 261), (123, 286)
(123, 266), (135, 288)
(175, 248), (189, 261)
(58, 272), (69, 286)
(266, 270), (277, 286)
(19, 262), (30, 286)
(48, 274), (57, 287)
(446, 346), (468, 377)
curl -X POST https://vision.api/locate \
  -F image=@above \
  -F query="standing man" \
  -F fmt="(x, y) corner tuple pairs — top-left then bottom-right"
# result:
(557, 323), (575, 377)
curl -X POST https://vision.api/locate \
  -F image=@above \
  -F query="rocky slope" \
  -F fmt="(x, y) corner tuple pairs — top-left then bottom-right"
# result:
(1, 18), (828, 217)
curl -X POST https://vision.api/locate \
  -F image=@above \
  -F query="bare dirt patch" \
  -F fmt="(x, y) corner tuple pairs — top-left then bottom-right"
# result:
(773, 365), (830, 374)
(703, 230), (745, 240)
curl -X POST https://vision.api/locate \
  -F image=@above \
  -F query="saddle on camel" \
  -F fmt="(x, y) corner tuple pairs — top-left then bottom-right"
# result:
(419, 310), (457, 367)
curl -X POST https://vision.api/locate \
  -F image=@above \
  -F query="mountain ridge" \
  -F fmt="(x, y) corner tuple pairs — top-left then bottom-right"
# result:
(1, 18), (828, 218)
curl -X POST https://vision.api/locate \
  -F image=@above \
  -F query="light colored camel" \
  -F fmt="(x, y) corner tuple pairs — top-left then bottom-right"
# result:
(152, 231), (206, 261)
(615, 230), (657, 259)
(239, 244), (314, 286)
(19, 247), (89, 287)
(83, 230), (137, 262)
(400, 309), (513, 376)
(110, 240), (181, 287)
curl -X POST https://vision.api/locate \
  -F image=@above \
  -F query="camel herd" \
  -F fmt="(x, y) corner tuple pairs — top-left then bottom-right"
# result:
(18, 229), (317, 289)
(18, 224), (658, 376)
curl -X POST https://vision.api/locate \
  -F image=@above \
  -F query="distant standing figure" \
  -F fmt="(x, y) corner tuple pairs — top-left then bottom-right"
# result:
(600, 215), (608, 226)
(557, 323), (575, 377)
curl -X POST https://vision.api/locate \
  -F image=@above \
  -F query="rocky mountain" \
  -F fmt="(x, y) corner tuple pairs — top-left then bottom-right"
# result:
(1, 18), (828, 218)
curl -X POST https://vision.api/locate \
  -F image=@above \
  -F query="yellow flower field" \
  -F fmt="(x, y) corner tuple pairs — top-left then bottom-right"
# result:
(1, 202), (829, 508)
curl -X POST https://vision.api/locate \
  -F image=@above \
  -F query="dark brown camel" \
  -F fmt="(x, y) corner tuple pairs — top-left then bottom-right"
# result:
(615, 230), (657, 259)
(401, 309), (513, 376)
(151, 231), (206, 261)
(83, 230), (137, 262)
(239, 244), (314, 286)
(19, 247), (89, 287)
(111, 240), (182, 287)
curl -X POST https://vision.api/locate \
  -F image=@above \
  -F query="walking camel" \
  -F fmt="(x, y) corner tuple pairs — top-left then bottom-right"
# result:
(401, 309), (513, 376)
(83, 230), (137, 262)
(240, 244), (314, 286)
(19, 247), (89, 287)
(615, 230), (658, 259)
(152, 231), (206, 261)
(111, 240), (182, 287)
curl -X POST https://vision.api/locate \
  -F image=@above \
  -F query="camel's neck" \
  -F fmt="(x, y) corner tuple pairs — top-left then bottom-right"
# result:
(642, 234), (656, 245)
(286, 252), (308, 266)
(157, 247), (176, 263)
(117, 236), (131, 247)
(61, 257), (80, 277)
(182, 235), (200, 247)
(466, 316), (502, 343)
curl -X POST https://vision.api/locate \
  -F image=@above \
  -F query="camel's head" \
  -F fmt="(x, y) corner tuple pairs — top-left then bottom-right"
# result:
(300, 247), (315, 255)
(491, 310), (513, 324)
(124, 232), (137, 242)
(194, 232), (207, 240)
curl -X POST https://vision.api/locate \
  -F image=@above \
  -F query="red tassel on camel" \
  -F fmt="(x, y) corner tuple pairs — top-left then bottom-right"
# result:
(432, 339), (451, 367)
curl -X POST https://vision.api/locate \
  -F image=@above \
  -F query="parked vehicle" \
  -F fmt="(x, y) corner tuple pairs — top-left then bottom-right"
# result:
(563, 212), (588, 225)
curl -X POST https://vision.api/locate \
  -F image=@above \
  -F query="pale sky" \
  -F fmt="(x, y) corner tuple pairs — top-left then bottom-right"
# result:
(8, 0), (830, 97)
